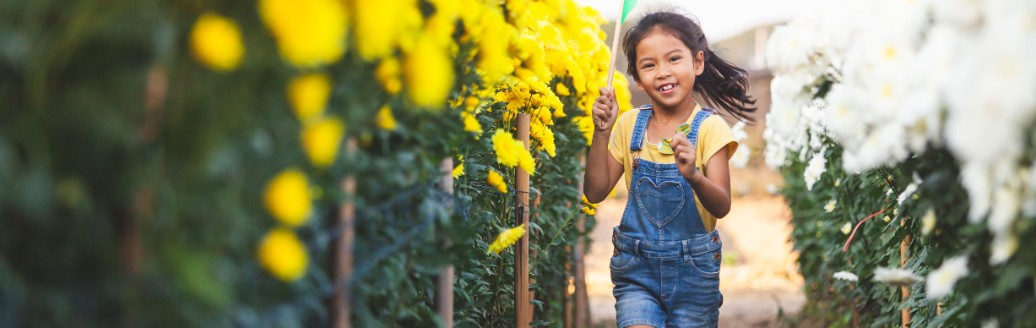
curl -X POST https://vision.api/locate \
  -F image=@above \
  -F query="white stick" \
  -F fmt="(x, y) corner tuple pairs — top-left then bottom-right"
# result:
(606, 15), (623, 89)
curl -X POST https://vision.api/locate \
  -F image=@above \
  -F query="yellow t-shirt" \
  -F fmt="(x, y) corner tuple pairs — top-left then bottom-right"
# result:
(607, 104), (738, 232)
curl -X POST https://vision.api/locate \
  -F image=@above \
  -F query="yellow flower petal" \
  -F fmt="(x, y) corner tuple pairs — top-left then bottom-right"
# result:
(264, 168), (312, 226)
(487, 224), (526, 254)
(301, 117), (346, 168)
(491, 129), (536, 175)
(375, 58), (403, 95)
(404, 37), (454, 109)
(288, 73), (331, 122)
(375, 105), (398, 131)
(487, 170), (507, 193)
(257, 228), (309, 282)
(190, 12), (245, 72)
(259, 0), (348, 67)
(452, 162), (465, 178)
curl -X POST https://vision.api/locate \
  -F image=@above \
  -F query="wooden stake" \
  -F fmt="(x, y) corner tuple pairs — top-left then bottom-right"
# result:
(515, 114), (531, 328)
(573, 155), (590, 327)
(900, 218), (912, 328)
(437, 158), (455, 327)
(333, 139), (358, 328)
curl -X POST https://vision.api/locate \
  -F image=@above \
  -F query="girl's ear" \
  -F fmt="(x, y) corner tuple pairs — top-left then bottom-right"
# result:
(695, 50), (705, 76)
(634, 79), (645, 91)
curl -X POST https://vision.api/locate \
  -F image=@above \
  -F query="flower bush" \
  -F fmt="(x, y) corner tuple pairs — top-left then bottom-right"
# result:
(0, 0), (630, 326)
(767, 0), (1036, 325)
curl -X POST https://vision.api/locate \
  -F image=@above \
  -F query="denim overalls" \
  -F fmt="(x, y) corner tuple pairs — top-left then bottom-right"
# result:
(611, 106), (724, 328)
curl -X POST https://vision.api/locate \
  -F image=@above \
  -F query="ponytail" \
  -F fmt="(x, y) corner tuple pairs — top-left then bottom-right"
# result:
(696, 49), (756, 123)
(623, 10), (757, 123)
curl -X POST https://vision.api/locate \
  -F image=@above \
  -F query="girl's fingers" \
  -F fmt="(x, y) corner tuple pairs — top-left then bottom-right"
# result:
(677, 152), (693, 164)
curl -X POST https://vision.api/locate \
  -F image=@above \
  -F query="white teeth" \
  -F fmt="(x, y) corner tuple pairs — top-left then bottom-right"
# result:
(659, 84), (675, 91)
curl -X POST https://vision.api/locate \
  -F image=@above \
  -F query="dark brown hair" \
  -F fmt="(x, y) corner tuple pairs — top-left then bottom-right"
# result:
(622, 10), (757, 122)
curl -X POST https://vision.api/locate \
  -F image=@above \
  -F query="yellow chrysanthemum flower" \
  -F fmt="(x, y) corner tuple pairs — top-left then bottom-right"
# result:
(555, 83), (571, 97)
(257, 228), (309, 282)
(573, 116), (594, 146)
(300, 117), (346, 168)
(288, 73), (331, 122)
(530, 122), (556, 157)
(491, 129), (536, 175)
(475, 10), (514, 84)
(264, 168), (312, 226)
(581, 195), (598, 215)
(375, 58), (402, 95)
(612, 73), (634, 114)
(452, 161), (465, 178)
(375, 105), (398, 131)
(462, 112), (483, 135)
(487, 170), (507, 193)
(190, 12), (245, 72)
(404, 37), (454, 110)
(259, 0), (348, 68)
(352, 0), (422, 61)
(487, 224), (526, 254)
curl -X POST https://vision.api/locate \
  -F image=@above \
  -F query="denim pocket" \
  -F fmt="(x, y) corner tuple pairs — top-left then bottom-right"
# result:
(687, 247), (721, 279)
(609, 250), (637, 272)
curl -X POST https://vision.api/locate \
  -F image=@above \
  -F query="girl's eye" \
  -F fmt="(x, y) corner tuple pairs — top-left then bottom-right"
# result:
(642, 63), (654, 69)
(670, 56), (682, 62)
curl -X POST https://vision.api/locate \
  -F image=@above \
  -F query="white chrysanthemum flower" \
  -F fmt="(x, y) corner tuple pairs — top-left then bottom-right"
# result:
(926, 255), (969, 300)
(873, 267), (923, 286)
(824, 200), (837, 213)
(921, 208), (937, 236)
(960, 164), (994, 222)
(840, 223), (852, 235)
(897, 174), (923, 205)
(804, 151), (827, 191)
(833, 271), (859, 282)
(823, 85), (868, 149)
(990, 233), (1018, 265)
(897, 183), (918, 205)
(988, 181), (1022, 235)
(729, 121), (750, 168)
(1024, 166), (1036, 218)
(730, 146), (750, 169)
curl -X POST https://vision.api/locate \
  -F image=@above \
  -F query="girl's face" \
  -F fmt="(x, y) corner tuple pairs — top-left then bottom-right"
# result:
(633, 27), (704, 111)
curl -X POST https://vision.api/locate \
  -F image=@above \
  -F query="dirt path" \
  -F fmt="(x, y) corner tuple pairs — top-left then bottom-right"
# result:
(585, 190), (804, 327)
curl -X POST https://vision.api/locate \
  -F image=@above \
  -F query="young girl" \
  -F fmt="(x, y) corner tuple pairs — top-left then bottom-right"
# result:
(583, 10), (756, 328)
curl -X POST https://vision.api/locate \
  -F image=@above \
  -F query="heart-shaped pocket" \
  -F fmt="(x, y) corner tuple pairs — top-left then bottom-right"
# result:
(634, 177), (687, 228)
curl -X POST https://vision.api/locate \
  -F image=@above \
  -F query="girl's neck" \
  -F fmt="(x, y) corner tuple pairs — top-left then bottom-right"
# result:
(651, 100), (697, 125)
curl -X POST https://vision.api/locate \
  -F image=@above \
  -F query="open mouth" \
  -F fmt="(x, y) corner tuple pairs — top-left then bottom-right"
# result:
(657, 83), (676, 94)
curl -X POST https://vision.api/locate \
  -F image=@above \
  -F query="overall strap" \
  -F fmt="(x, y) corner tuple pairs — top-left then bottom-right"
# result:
(628, 106), (653, 152)
(688, 108), (714, 146)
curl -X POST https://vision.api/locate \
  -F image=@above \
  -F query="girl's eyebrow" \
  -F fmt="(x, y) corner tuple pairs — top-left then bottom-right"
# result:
(637, 49), (684, 64)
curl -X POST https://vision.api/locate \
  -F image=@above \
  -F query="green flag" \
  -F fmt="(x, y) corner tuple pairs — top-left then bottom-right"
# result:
(621, 0), (637, 23)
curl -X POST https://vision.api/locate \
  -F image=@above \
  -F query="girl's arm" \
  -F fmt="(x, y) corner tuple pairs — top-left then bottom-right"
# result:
(583, 87), (624, 203)
(689, 148), (732, 218)
(584, 130), (624, 203)
(671, 136), (732, 218)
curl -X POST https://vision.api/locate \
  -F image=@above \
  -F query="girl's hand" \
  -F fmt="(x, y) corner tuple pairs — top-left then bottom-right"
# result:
(670, 134), (699, 182)
(592, 87), (619, 132)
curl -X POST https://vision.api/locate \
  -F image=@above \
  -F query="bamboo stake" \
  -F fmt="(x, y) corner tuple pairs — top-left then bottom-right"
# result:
(437, 158), (455, 327)
(515, 114), (531, 328)
(900, 219), (912, 327)
(333, 138), (358, 328)
(573, 155), (590, 327)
